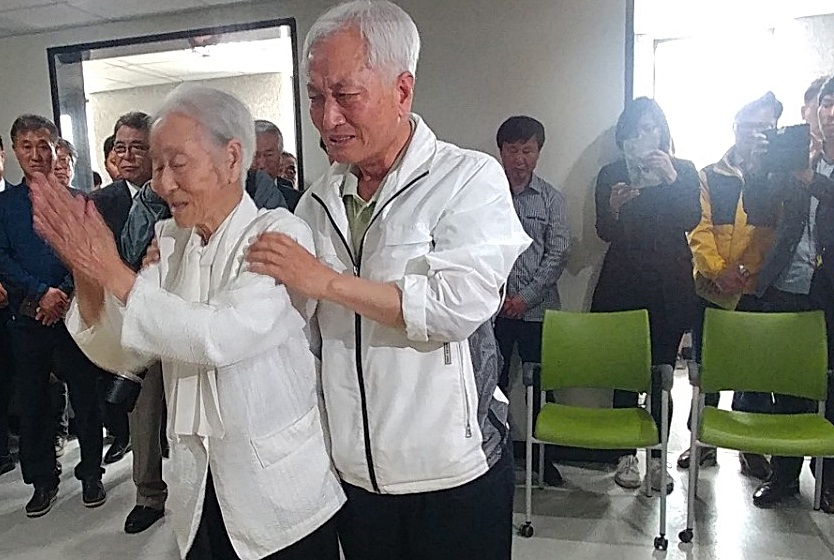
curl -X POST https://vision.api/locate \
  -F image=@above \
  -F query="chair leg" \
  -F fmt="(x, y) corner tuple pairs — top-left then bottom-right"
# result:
(644, 392), (652, 497)
(655, 390), (669, 551)
(538, 390), (546, 488)
(815, 456), (824, 511)
(522, 385), (534, 536)
(680, 386), (701, 545)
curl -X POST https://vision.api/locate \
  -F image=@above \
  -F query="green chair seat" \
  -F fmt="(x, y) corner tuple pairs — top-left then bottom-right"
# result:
(535, 403), (659, 450)
(700, 407), (834, 457)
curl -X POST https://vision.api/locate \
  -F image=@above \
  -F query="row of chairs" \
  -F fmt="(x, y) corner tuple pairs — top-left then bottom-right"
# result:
(517, 308), (834, 551)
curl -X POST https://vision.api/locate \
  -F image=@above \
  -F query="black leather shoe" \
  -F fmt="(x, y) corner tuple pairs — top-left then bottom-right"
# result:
(104, 439), (132, 465)
(740, 452), (771, 481)
(124, 505), (165, 534)
(26, 485), (58, 518)
(0, 455), (14, 477)
(82, 478), (107, 508)
(752, 479), (799, 507)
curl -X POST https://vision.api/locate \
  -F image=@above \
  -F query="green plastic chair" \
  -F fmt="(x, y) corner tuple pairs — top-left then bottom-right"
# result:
(680, 309), (834, 544)
(519, 309), (673, 551)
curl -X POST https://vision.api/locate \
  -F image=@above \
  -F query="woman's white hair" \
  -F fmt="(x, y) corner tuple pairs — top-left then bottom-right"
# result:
(303, 0), (420, 80)
(154, 84), (255, 188)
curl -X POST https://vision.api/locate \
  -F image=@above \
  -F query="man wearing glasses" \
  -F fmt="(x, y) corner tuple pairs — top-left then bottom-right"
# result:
(683, 93), (782, 479)
(89, 112), (167, 534)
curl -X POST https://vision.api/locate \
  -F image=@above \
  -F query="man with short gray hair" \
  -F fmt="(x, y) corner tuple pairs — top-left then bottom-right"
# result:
(251, 119), (301, 211)
(245, 2), (530, 558)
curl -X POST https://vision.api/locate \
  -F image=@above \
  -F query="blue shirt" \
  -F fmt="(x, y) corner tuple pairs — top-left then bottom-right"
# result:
(0, 182), (73, 314)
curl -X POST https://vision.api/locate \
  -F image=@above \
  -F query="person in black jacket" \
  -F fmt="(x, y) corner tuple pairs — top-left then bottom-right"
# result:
(90, 112), (158, 471)
(742, 78), (834, 511)
(591, 97), (700, 494)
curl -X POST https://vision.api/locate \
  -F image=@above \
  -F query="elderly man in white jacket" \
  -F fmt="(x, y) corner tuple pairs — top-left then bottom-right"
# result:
(246, 2), (531, 559)
(29, 85), (344, 560)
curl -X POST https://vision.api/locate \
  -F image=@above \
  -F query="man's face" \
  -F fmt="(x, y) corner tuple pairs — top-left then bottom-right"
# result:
(114, 125), (152, 186)
(106, 149), (121, 182)
(251, 133), (283, 179)
(733, 106), (777, 156)
(307, 26), (414, 167)
(13, 129), (55, 180)
(817, 93), (834, 145)
(500, 137), (540, 188)
(280, 153), (297, 185)
(53, 146), (75, 189)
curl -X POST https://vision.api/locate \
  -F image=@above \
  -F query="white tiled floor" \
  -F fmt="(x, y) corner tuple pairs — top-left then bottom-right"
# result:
(2, 367), (834, 559)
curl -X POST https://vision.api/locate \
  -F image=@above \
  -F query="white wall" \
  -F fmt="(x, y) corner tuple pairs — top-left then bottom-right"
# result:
(0, 0), (627, 312)
(87, 72), (292, 177)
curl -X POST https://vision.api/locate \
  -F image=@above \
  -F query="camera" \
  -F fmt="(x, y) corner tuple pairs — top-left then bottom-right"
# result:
(104, 370), (144, 414)
(762, 124), (810, 172)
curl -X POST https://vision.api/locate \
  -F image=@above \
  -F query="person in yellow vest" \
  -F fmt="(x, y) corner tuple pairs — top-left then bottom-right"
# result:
(679, 93), (782, 477)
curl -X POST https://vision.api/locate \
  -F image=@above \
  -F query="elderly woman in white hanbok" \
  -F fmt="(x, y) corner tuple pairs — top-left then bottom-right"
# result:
(29, 85), (344, 560)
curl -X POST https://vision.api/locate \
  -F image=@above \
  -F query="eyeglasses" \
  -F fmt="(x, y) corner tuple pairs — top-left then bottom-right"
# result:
(734, 122), (776, 133)
(113, 143), (149, 156)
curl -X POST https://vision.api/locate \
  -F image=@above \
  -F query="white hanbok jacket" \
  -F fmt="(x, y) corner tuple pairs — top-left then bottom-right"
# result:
(66, 194), (345, 560)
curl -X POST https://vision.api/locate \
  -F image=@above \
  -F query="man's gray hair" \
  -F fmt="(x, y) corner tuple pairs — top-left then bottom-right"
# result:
(254, 119), (284, 148)
(154, 84), (255, 188)
(303, 0), (420, 80)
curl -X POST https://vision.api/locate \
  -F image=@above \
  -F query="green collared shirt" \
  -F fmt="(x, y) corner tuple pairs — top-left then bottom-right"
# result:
(342, 173), (382, 255)
(341, 120), (415, 255)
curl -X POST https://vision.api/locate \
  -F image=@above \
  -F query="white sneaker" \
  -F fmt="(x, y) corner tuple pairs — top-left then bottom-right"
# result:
(614, 455), (641, 489)
(647, 458), (674, 494)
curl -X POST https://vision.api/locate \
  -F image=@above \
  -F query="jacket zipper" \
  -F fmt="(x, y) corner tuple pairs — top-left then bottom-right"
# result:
(310, 169), (429, 493)
(454, 342), (473, 438)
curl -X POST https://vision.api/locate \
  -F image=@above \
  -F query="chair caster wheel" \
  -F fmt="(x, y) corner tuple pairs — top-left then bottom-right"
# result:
(518, 523), (534, 538)
(679, 528), (693, 543)
(654, 536), (668, 551)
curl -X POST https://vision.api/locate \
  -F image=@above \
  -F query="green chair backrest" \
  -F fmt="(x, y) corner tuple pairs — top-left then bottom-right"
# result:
(700, 308), (828, 400)
(540, 310), (652, 393)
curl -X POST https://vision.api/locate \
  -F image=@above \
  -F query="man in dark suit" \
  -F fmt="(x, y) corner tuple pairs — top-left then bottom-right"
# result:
(0, 114), (106, 517)
(89, 111), (169, 534)
(89, 113), (152, 468)
(251, 119), (301, 211)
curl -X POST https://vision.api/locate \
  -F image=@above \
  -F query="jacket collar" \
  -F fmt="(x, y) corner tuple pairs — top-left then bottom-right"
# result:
(713, 147), (744, 181)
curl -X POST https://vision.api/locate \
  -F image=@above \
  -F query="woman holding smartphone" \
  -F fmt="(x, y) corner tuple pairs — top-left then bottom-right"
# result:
(590, 97), (701, 495)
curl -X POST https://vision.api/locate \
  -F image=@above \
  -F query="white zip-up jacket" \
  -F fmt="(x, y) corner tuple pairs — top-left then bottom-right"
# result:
(297, 115), (531, 494)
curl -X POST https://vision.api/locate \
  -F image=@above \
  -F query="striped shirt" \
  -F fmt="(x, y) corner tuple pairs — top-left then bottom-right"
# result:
(506, 174), (570, 321)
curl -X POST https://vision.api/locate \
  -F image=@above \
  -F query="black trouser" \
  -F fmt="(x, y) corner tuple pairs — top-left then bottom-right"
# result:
(0, 309), (13, 458)
(96, 373), (130, 443)
(50, 378), (68, 439)
(613, 305), (683, 458)
(811, 265), (834, 486)
(7, 316), (103, 488)
(186, 470), (340, 560)
(748, 287), (819, 485)
(337, 445), (514, 560)
(494, 318), (555, 468)
(494, 318), (542, 394)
